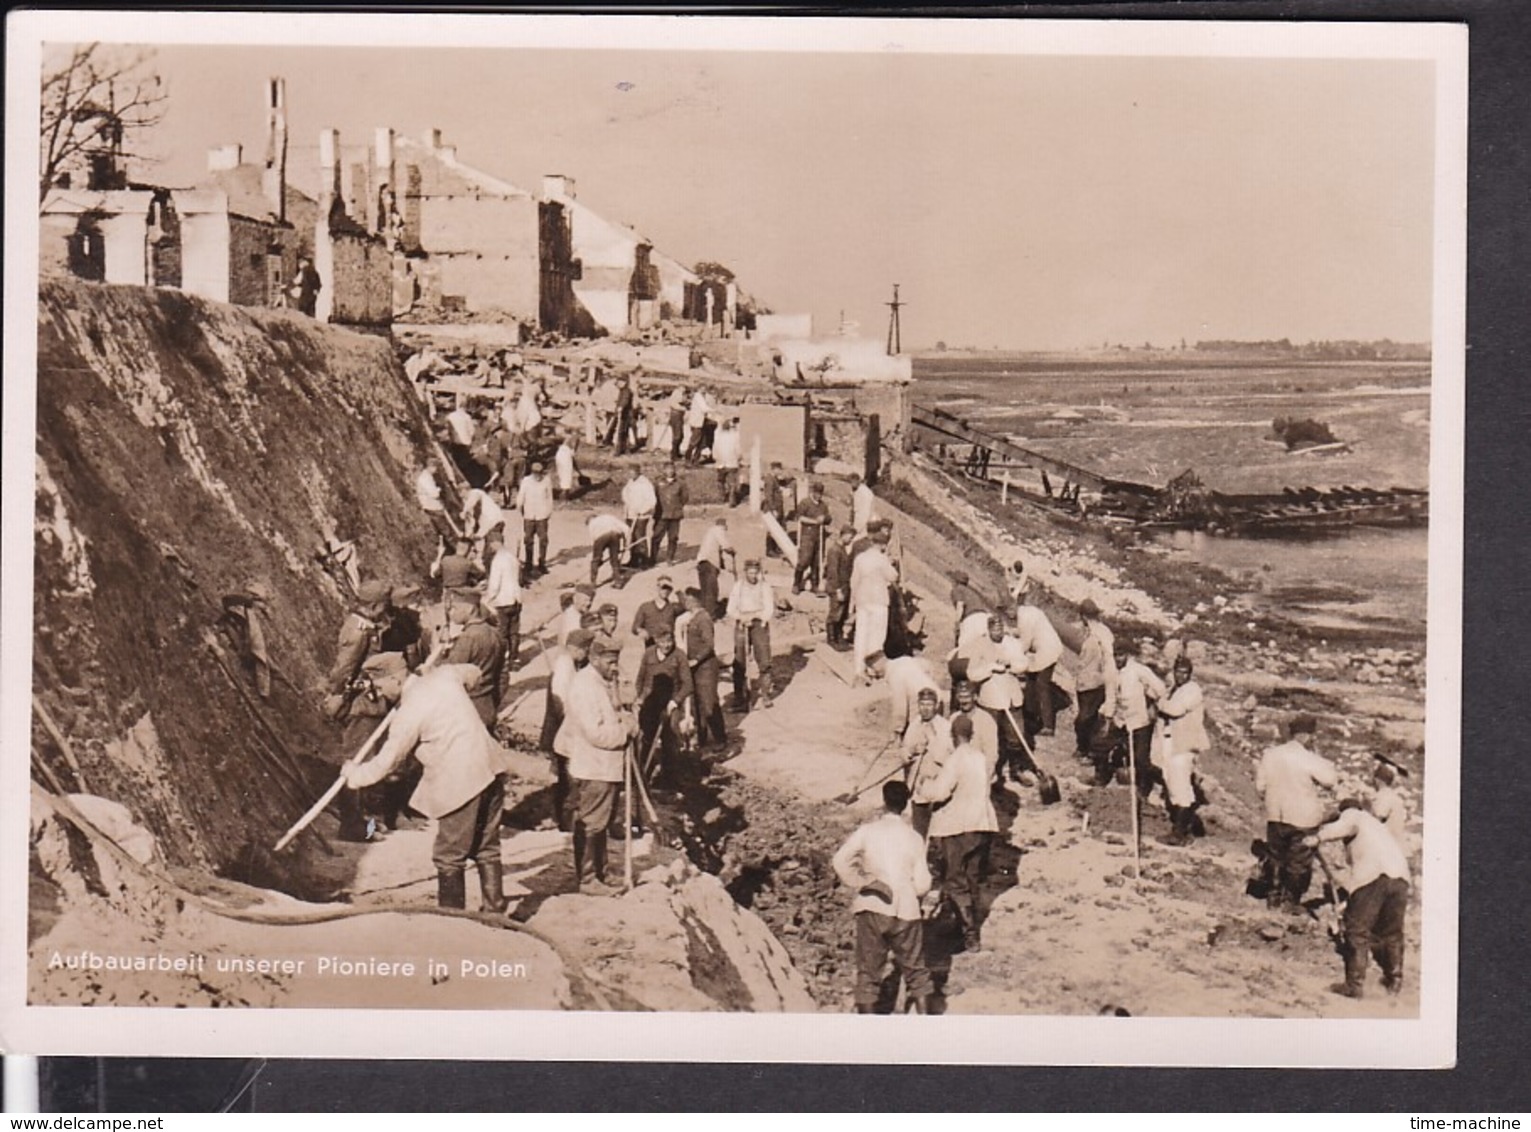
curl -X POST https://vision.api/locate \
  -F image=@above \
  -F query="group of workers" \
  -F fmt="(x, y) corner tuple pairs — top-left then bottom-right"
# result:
(831, 564), (1416, 1010)
(306, 356), (1415, 1012)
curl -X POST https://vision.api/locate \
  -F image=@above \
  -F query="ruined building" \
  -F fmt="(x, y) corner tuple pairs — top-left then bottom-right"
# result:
(41, 79), (751, 341)
(541, 174), (705, 336)
(40, 78), (392, 328)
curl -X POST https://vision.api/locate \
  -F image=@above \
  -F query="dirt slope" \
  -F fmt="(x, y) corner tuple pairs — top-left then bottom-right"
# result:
(33, 278), (439, 878)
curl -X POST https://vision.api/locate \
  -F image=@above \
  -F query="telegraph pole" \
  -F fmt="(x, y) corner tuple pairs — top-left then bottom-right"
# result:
(885, 284), (905, 356)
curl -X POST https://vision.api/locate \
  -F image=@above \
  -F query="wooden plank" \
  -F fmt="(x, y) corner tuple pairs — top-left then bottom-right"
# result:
(910, 405), (1120, 491)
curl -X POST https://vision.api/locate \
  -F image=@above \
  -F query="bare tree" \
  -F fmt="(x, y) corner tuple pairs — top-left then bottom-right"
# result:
(39, 43), (167, 205)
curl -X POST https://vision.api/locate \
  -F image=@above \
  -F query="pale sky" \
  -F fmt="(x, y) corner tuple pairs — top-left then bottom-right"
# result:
(102, 38), (1435, 350)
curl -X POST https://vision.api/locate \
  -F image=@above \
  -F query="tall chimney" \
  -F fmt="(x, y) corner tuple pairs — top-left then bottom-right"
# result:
(319, 128), (342, 204)
(373, 127), (396, 236)
(262, 77), (288, 223)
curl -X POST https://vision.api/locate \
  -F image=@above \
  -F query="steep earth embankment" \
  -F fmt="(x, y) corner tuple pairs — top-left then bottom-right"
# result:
(33, 279), (439, 879)
(27, 280), (812, 1013)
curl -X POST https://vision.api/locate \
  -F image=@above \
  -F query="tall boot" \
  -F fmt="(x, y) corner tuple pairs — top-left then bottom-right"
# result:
(573, 825), (589, 888)
(477, 859), (508, 915)
(580, 829), (618, 896)
(959, 899), (982, 952)
(436, 868), (467, 910)
(588, 830), (610, 884)
(1334, 942), (1367, 998)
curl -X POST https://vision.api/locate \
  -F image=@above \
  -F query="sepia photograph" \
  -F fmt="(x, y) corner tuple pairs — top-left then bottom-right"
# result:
(2, 12), (1465, 1065)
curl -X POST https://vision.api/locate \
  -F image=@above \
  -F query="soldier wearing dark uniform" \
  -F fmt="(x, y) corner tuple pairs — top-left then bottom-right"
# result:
(323, 579), (396, 840)
(791, 481), (833, 595)
(824, 525), (856, 648)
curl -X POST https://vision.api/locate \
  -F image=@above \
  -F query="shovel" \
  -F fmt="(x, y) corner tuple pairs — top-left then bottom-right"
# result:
(1001, 706), (1061, 806)
(835, 735), (908, 805)
(1313, 845), (1347, 943)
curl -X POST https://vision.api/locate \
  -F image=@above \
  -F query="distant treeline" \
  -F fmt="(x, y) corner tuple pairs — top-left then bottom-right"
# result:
(1193, 338), (1430, 361)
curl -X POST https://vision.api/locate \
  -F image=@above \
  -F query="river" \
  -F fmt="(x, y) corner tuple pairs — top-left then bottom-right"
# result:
(911, 352), (1433, 638)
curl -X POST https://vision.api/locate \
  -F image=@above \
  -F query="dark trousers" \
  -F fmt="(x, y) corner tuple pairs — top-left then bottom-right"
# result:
(793, 527), (824, 592)
(933, 831), (992, 932)
(669, 411), (685, 458)
(432, 776), (505, 873)
(592, 532), (623, 586)
(1266, 820), (1320, 907)
(573, 778), (619, 884)
(523, 518), (548, 570)
(1075, 685), (1106, 756)
(500, 457), (526, 505)
(609, 406), (636, 453)
(691, 657), (728, 748)
(827, 588), (849, 644)
(732, 620), (773, 705)
(628, 515), (653, 566)
(491, 603), (521, 697)
(853, 911), (934, 1010)
(338, 711), (395, 838)
(427, 510), (457, 542)
(987, 705), (1038, 779)
(1093, 722), (1158, 793)
(657, 517), (682, 563)
(638, 694), (680, 778)
(698, 560), (721, 617)
(1343, 875), (1410, 991)
(718, 467), (739, 505)
(687, 424), (710, 464)
(1024, 664), (1057, 732)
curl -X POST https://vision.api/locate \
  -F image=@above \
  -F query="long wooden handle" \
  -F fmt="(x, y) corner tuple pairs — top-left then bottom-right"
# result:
(1126, 727), (1142, 883)
(273, 708), (395, 852)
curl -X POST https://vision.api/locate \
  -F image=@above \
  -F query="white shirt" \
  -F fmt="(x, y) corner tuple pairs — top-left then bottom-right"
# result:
(885, 656), (940, 735)
(832, 812), (932, 921)
(1077, 619), (1117, 697)
(713, 427), (741, 468)
(554, 444), (576, 491)
(516, 388), (542, 433)
(962, 634), (1026, 712)
(852, 483), (876, 533)
(554, 666), (629, 783)
(1256, 740), (1339, 828)
(483, 546), (521, 610)
(920, 742), (1000, 839)
(1115, 658), (1167, 731)
(462, 488), (504, 539)
(697, 524), (734, 568)
(956, 611), (992, 649)
(416, 468), (444, 513)
(588, 513), (628, 540)
(1157, 679), (1209, 755)
(727, 577), (775, 624)
(549, 650), (578, 704)
(687, 390), (711, 428)
(622, 475), (658, 519)
(446, 407), (476, 448)
(1317, 808), (1411, 890)
(348, 665), (501, 820)
(1013, 605), (1064, 671)
(850, 547), (897, 611)
(557, 605), (584, 648)
(904, 714), (954, 798)
(519, 474), (554, 521)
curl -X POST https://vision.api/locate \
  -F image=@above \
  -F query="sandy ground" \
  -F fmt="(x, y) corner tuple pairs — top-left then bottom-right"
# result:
(29, 432), (1425, 1018)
